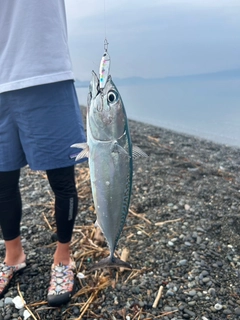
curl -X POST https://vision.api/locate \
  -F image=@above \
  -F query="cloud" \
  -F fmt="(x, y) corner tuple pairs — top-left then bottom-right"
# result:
(65, 0), (240, 80)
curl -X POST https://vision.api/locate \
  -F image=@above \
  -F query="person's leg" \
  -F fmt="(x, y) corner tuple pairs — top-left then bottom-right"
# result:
(0, 170), (26, 298)
(46, 166), (78, 306)
(0, 170), (26, 266)
(46, 165), (78, 265)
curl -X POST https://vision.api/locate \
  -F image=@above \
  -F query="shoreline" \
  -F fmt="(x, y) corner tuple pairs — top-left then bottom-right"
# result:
(81, 103), (240, 150)
(130, 116), (240, 150)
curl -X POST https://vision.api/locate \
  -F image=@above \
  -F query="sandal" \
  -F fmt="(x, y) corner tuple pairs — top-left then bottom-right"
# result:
(47, 260), (76, 307)
(0, 261), (27, 298)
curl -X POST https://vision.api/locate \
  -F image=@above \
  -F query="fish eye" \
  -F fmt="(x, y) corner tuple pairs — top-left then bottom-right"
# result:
(107, 90), (118, 103)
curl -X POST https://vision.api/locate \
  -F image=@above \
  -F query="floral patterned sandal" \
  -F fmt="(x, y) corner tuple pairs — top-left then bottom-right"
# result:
(47, 260), (76, 307)
(0, 261), (27, 298)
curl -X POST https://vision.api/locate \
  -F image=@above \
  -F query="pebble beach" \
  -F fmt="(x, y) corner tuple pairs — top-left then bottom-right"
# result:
(0, 106), (240, 320)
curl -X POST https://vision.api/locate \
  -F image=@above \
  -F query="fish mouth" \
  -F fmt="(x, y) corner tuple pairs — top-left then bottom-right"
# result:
(91, 71), (112, 98)
(90, 71), (115, 123)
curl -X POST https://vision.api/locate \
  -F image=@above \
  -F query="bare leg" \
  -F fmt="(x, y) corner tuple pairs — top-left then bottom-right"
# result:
(53, 242), (71, 265)
(4, 236), (26, 266)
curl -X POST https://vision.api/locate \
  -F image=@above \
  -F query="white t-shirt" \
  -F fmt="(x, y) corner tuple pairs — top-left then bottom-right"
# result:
(0, 0), (75, 93)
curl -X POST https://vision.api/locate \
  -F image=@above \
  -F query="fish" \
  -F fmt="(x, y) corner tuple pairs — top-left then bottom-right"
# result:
(71, 55), (147, 271)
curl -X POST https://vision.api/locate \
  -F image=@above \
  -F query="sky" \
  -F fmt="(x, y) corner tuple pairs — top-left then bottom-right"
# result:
(65, 0), (240, 81)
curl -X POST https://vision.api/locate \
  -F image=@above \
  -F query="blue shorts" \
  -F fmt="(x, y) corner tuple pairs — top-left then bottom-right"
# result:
(0, 80), (86, 171)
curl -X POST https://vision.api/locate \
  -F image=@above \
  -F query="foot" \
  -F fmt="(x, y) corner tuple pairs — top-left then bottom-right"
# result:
(4, 251), (26, 266)
(53, 241), (71, 266)
(47, 260), (76, 307)
(0, 260), (27, 298)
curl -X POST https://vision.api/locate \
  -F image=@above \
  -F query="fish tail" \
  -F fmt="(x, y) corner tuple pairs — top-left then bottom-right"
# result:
(88, 256), (132, 272)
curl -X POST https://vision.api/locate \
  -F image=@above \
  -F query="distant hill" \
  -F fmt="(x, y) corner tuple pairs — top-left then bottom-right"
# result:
(75, 68), (240, 88)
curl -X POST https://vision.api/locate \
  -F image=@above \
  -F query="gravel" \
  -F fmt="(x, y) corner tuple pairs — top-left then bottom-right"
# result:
(0, 107), (240, 319)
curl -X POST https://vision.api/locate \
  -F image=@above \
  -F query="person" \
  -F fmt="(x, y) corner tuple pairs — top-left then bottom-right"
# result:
(0, 1), (86, 306)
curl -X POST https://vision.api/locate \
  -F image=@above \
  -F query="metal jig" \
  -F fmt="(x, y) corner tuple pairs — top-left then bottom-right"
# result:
(99, 38), (111, 90)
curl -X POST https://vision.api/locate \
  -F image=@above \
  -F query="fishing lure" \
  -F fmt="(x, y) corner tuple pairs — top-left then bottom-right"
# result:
(99, 39), (111, 90)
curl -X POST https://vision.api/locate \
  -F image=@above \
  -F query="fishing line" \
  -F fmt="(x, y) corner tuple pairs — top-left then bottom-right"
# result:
(99, 0), (111, 89)
(103, 0), (109, 51)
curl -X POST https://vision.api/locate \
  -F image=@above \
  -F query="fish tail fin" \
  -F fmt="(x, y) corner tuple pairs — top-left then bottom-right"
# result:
(88, 256), (132, 272)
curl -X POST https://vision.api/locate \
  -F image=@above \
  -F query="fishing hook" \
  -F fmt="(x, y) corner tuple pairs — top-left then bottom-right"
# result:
(104, 38), (109, 52)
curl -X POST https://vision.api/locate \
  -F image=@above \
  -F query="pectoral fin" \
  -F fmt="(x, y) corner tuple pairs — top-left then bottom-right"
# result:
(70, 143), (89, 160)
(71, 143), (88, 149)
(111, 142), (130, 157)
(132, 145), (148, 159)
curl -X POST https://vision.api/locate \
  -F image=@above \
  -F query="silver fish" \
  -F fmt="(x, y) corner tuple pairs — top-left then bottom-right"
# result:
(72, 71), (147, 270)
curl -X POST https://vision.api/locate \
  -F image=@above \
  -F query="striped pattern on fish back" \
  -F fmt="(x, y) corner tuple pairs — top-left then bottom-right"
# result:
(113, 170), (132, 251)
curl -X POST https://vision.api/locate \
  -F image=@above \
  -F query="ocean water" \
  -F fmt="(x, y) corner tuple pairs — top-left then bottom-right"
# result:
(76, 78), (240, 148)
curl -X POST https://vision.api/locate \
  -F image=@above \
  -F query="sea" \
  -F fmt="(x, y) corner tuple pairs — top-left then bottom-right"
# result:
(76, 78), (240, 148)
